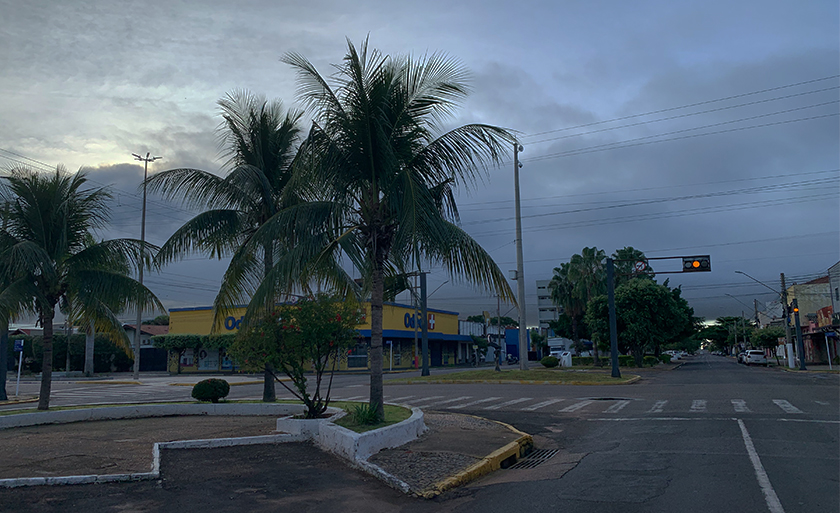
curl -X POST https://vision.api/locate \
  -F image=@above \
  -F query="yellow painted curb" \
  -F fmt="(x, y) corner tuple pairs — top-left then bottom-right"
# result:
(420, 416), (534, 498)
(0, 396), (38, 406)
(780, 367), (840, 374)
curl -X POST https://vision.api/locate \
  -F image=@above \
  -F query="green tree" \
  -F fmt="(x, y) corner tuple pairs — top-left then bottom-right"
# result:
(145, 314), (169, 325)
(147, 90), (303, 402)
(612, 246), (655, 287)
(231, 294), (362, 418)
(549, 247), (605, 362)
(752, 326), (784, 365)
(264, 40), (515, 420)
(0, 166), (162, 409)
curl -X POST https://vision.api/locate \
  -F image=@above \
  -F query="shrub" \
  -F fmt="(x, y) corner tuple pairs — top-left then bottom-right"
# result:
(351, 402), (382, 425)
(659, 354), (672, 364)
(191, 378), (230, 403)
(540, 356), (559, 368)
(643, 356), (659, 367)
(618, 355), (636, 367)
(572, 357), (593, 366)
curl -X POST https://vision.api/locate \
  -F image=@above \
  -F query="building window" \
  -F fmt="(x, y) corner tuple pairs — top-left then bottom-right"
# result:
(835, 287), (839, 301)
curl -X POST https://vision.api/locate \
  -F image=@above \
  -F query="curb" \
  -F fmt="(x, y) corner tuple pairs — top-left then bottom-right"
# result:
(393, 377), (640, 386)
(0, 397), (38, 406)
(780, 367), (839, 374)
(75, 381), (143, 385)
(419, 416), (533, 498)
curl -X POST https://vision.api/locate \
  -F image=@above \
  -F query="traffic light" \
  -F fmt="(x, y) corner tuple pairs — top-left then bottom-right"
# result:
(682, 255), (711, 272)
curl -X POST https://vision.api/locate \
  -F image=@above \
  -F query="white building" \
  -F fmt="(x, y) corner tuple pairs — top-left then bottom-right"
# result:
(536, 280), (562, 331)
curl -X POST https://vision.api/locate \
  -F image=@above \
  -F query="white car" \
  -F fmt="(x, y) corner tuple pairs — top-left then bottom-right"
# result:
(744, 350), (768, 366)
(664, 350), (680, 361)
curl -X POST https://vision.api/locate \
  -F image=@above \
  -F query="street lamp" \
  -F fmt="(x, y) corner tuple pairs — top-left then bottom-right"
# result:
(725, 294), (751, 347)
(131, 152), (161, 380)
(513, 142), (527, 371)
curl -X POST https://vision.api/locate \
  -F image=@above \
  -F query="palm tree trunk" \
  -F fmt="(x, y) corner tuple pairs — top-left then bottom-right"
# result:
(38, 307), (55, 410)
(262, 241), (276, 402)
(369, 265), (385, 420)
(84, 320), (95, 377)
(0, 316), (8, 401)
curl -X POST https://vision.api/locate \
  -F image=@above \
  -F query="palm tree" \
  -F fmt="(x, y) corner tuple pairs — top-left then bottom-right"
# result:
(0, 165), (163, 409)
(264, 39), (516, 419)
(146, 90), (303, 402)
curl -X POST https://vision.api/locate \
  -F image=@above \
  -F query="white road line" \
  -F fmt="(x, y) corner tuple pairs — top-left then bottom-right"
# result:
(648, 400), (668, 413)
(338, 396), (366, 401)
(432, 396), (473, 406)
(560, 400), (593, 413)
(732, 399), (750, 413)
(387, 396), (415, 403)
(737, 419), (785, 513)
(520, 398), (565, 411)
(604, 400), (630, 413)
(690, 400), (707, 412)
(483, 398), (532, 410)
(447, 397), (502, 410)
(772, 399), (803, 414)
(404, 395), (444, 405)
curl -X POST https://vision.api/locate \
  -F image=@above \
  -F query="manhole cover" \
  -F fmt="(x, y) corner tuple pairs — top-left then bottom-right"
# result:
(508, 449), (560, 469)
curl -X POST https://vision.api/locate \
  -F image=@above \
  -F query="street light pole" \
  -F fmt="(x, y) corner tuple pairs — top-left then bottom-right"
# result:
(131, 152), (161, 380)
(513, 142), (528, 371)
(735, 271), (794, 368)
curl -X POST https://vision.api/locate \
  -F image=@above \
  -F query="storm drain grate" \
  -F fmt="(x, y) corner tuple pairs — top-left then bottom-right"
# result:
(508, 449), (560, 469)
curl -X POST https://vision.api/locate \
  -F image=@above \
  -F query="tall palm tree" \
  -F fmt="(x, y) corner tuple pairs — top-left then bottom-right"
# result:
(146, 90), (303, 402)
(0, 165), (163, 409)
(264, 39), (516, 419)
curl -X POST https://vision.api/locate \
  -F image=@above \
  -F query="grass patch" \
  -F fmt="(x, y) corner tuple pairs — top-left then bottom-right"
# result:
(388, 368), (638, 385)
(331, 401), (412, 433)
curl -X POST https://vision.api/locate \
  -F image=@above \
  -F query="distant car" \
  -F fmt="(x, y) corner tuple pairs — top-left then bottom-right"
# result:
(664, 350), (681, 361)
(744, 350), (768, 366)
(737, 352), (746, 364)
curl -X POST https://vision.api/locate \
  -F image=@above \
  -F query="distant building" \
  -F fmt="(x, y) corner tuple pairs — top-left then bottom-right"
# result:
(536, 280), (561, 332)
(786, 272), (835, 365)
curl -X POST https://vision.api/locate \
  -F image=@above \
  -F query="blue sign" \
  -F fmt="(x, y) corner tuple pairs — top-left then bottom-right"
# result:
(13, 339), (23, 352)
(224, 316), (244, 330)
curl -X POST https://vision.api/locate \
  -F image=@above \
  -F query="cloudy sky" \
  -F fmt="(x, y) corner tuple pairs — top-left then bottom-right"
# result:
(1, 0), (838, 326)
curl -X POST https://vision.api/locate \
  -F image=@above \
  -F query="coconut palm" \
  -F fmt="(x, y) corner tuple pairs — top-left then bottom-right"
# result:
(145, 90), (303, 402)
(261, 39), (516, 419)
(549, 247), (606, 361)
(0, 165), (163, 409)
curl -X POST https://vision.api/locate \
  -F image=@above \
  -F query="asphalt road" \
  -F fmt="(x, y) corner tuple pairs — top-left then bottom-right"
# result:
(2, 354), (837, 512)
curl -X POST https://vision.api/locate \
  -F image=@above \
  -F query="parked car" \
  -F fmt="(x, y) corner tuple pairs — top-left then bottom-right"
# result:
(737, 352), (746, 364)
(664, 350), (681, 361)
(744, 350), (768, 366)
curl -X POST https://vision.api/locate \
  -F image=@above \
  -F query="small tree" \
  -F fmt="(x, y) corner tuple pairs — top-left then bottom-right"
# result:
(230, 294), (361, 418)
(752, 326), (785, 365)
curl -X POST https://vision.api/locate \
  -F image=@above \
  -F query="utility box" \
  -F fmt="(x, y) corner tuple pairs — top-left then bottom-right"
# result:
(559, 351), (573, 367)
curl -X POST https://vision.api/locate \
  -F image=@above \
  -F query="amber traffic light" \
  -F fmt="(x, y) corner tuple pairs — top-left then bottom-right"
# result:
(682, 255), (711, 272)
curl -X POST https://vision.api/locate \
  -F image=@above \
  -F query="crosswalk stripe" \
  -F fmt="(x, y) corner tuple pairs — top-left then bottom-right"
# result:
(432, 396), (473, 406)
(447, 397), (502, 410)
(604, 400), (630, 413)
(731, 399), (750, 413)
(483, 398), (532, 410)
(690, 400), (707, 412)
(772, 399), (803, 414)
(560, 400), (593, 412)
(648, 400), (668, 413)
(521, 398), (564, 411)
(404, 395), (444, 405)
(338, 396), (366, 401)
(387, 396), (415, 403)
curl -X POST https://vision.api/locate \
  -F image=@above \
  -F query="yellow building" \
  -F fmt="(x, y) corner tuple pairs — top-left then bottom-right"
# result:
(167, 302), (473, 373)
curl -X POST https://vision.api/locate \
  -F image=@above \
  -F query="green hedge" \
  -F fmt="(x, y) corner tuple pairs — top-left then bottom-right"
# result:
(571, 355), (640, 367)
(5, 334), (133, 373)
(643, 356), (659, 367)
(540, 356), (559, 368)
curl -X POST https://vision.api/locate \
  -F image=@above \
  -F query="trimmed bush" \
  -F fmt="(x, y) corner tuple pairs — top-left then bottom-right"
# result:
(643, 356), (659, 367)
(191, 378), (230, 403)
(540, 356), (559, 368)
(659, 354), (672, 364)
(618, 355), (636, 367)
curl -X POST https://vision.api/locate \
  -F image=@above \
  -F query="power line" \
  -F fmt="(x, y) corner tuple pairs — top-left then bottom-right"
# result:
(520, 75), (840, 139)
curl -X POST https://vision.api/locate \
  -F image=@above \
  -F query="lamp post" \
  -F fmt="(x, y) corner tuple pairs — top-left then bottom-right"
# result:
(735, 271), (794, 368)
(131, 152), (161, 380)
(513, 142), (527, 371)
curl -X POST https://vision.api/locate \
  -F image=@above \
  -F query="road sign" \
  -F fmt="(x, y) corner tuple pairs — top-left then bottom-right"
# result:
(634, 261), (647, 272)
(13, 339), (23, 352)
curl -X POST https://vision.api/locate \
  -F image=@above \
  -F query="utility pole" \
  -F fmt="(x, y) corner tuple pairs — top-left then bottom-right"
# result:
(606, 258), (620, 378)
(497, 295), (502, 363)
(754, 299), (760, 328)
(131, 152), (161, 380)
(420, 272), (429, 376)
(780, 273), (794, 368)
(513, 142), (528, 371)
(792, 298), (806, 370)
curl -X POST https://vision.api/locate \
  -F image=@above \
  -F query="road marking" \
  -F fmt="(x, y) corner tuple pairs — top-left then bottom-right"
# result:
(648, 400), (668, 413)
(521, 398), (564, 411)
(772, 399), (803, 414)
(604, 400), (630, 413)
(732, 399), (750, 413)
(737, 419), (785, 513)
(433, 396), (473, 406)
(560, 400), (593, 412)
(387, 396), (415, 403)
(404, 395), (444, 405)
(814, 400), (830, 406)
(338, 396), (366, 401)
(483, 398), (532, 410)
(447, 397), (502, 410)
(690, 400), (707, 412)
(777, 418), (840, 424)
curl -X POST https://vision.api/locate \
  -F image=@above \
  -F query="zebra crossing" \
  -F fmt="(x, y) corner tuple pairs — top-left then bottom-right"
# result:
(327, 393), (831, 417)
(49, 384), (176, 403)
